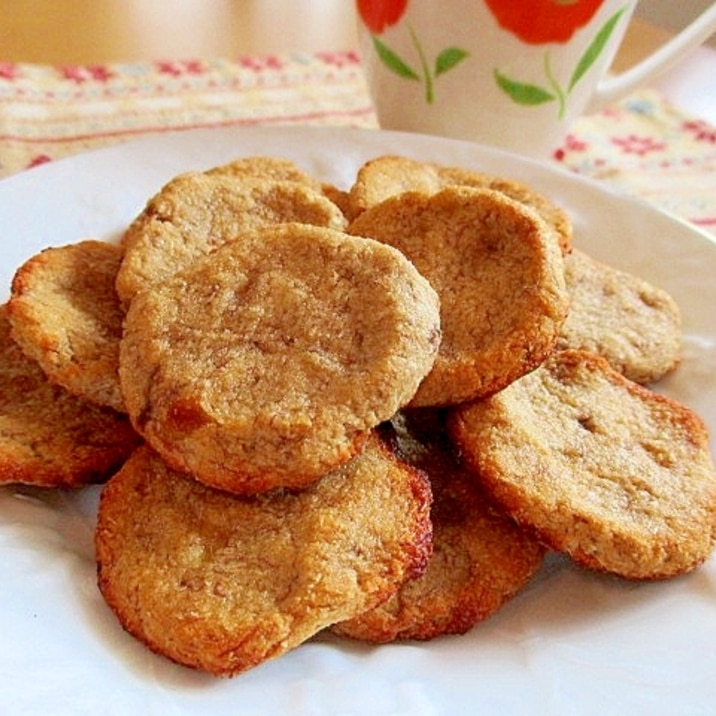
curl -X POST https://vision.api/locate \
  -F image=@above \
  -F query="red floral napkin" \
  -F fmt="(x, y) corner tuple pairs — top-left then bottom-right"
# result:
(0, 52), (374, 177)
(560, 91), (716, 236)
(1, 51), (714, 236)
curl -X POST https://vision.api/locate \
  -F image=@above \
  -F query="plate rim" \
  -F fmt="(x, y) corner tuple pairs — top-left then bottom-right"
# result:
(1, 123), (715, 716)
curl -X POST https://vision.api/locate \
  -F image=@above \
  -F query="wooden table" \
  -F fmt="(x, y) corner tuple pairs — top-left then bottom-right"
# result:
(1, 0), (670, 68)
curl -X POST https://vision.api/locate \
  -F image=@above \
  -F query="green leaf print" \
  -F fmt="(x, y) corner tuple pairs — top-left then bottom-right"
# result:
(372, 35), (420, 80)
(435, 47), (469, 77)
(494, 70), (556, 106)
(569, 6), (628, 92)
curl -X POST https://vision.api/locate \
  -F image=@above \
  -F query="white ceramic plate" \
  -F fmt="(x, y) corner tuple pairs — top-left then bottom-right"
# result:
(1, 126), (715, 716)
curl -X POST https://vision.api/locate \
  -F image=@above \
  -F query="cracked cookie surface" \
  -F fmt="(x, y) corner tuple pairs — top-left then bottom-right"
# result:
(116, 171), (347, 305)
(95, 436), (433, 677)
(332, 409), (544, 643)
(0, 303), (139, 488)
(119, 222), (441, 494)
(8, 240), (125, 412)
(348, 187), (569, 406)
(557, 248), (681, 384)
(347, 154), (572, 253)
(449, 349), (716, 580)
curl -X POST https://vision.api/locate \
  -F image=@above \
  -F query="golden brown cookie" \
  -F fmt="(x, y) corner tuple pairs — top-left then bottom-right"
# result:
(95, 436), (433, 677)
(116, 171), (347, 305)
(206, 155), (350, 220)
(204, 155), (324, 189)
(332, 409), (545, 643)
(347, 154), (572, 253)
(119, 222), (441, 495)
(557, 248), (682, 384)
(348, 187), (569, 407)
(449, 349), (716, 580)
(0, 304), (140, 488)
(8, 240), (125, 412)
(348, 154), (444, 218)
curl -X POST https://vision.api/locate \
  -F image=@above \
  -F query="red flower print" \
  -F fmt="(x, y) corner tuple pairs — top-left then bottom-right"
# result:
(493, 3), (627, 119)
(683, 119), (716, 144)
(553, 132), (589, 160)
(27, 154), (52, 170)
(485, 0), (606, 45)
(356, 0), (409, 34)
(0, 63), (19, 80)
(156, 60), (205, 77)
(358, 0), (468, 104)
(564, 133), (588, 152)
(611, 134), (666, 156)
(62, 65), (113, 83)
(237, 55), (284, 71)
(315, 50), (361, 68)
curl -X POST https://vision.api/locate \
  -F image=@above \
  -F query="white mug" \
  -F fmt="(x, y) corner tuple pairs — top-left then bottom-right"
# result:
(356, 0), (716, 157)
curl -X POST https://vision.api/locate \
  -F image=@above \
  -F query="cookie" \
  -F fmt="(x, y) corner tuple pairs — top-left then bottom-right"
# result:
(116, 171), (347, 305)
(0, 304), (140, 488)
(348, 154), (572, 252)
(119, 222), (441, 494)
(557, 248), (681, 384)
(449, 349), (716, 580)
(348, 187), (569, 406)
(204, 155), (324, 189)
(207, 155), (350, 219)
(95, 436), (433, 677)
(332, 409), (545, 643)
(8, 240), (125, 412)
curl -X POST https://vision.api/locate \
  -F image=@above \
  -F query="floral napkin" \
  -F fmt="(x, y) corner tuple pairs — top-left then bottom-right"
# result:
(1, 52), (714, 236)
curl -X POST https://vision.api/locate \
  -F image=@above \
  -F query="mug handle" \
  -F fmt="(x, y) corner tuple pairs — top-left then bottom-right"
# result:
(587, 4), (716, 112)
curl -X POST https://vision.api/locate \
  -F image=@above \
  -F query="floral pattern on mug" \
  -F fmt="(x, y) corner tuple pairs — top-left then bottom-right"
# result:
(489, 1), (628, 119)
(484, 0), (605, 44)
(357, 0), (409, 33)
(356, 0), (469, 104)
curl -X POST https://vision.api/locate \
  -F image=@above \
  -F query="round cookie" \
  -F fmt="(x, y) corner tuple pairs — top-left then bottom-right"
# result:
(448, 349), (716, 580)
(119, 222), (441, 494)
(348, 186), (569, 407)
(116, 171), (347, 305)
(332, 409), (545, 643)
(95, 436), (433, 677)
(204, 155), (325, 188)
(8, 240), (125, 412)
(438, 164), (572, 255)
(0, 304), (140, 488)
(347, 154), (572, 253)
(206, 155), (352, 220)
(557, 248), (682, 384)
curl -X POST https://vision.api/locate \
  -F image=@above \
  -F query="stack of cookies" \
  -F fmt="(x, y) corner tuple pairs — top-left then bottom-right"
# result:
(1, 154), (714, 677)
